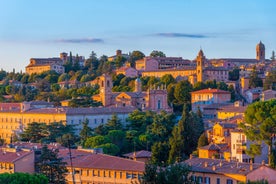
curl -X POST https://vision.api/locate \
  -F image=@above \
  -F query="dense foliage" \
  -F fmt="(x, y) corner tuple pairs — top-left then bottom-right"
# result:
(37, 145), (68, 184)
(0, 173), (48, 184)
(240, 99), (276, 167)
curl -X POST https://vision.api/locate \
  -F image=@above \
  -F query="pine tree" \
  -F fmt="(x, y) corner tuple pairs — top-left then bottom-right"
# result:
(80, 119), (93, 146)
(37, 145), (68, 184)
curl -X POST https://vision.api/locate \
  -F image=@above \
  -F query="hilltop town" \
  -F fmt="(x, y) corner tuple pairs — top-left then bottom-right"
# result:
(0, 42), (276, 183)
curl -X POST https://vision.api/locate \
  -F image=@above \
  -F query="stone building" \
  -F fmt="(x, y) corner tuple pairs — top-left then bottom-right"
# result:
(92, 74), (172, 112)
(0, 101), (136, 143)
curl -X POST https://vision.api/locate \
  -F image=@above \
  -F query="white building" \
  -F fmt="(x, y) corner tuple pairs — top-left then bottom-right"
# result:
(231, 130), (268, 164)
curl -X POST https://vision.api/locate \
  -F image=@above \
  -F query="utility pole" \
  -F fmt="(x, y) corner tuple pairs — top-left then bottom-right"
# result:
(68, 140), (76, 184)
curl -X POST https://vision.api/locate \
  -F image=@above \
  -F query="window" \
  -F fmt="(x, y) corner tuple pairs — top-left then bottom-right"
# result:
(216, 178), (220, 184)
(204, 177), (210, 184)
(101, 119), (104, 124)
(197, 176), (203, 184)
(226, 179), (233, 184)
(157, 100), (161, 109)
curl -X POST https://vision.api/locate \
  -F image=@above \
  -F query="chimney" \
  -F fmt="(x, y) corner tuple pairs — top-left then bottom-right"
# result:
(212, 165), (216, 171)
(262, 160), (265, 166)
(219, 160), (223, 167)
(189, 154), (193, 159)
(250, 159), (253, 171)
(204, 162), (208, 167)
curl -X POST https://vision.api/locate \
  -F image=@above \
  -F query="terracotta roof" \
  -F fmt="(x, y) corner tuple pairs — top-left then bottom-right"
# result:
(0, 148), (33, 163)
(0, 105), (137, 115)
(184, 158), (263, 175)
(123, 150), (152, 158)
(191, 89), (230, 94)
(142, 66), (196, 72)
(0, 103), (21, 111)
(58, 149), (145, 172)
(205, 67), (229, 71)
(199, 143), (221, 151)
(218, 105), (247, 113)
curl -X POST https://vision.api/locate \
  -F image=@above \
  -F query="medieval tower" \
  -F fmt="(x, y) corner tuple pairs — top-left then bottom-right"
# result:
(256, 41), (265, 61)
(196, 49), (206, 82)
(99, 74), (113, 106)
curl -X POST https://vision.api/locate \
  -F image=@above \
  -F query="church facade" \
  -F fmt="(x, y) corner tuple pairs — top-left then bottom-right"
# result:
(92, 74), (172, 112)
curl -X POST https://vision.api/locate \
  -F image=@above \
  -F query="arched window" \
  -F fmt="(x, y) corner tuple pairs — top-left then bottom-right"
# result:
(158, 100), (161, 109)
(107, 80), (110, 87)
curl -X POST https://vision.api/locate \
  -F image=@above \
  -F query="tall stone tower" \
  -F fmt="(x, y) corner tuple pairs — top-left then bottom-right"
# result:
(99, 74), (113, 106)
(256, 41), (265, 61)
(134, 78), (142, 92)
(196, 49), (206, 82)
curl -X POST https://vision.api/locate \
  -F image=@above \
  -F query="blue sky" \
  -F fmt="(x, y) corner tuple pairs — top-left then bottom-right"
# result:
(0, 0), (275, 72)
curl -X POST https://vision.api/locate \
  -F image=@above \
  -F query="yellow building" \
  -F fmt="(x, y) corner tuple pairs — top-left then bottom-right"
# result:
(0, 101), (135, 144)
(0, 146), (35, 174)
(59, 149), (145, 184)
(217, 103), (247, 120)
(185, 157), (276, 184)
(198, 143), (230, 161)
(212, 122), (237, 144)
(25, 58), (64, 75)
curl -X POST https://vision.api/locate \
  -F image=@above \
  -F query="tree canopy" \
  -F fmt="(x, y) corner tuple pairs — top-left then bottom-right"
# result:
(240, 99), (276, 166)
(37, 145), (67, 184)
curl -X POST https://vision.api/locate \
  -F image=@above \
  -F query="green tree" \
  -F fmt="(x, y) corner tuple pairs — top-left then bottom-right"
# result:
(197, 133), (209, 148)
(129, 50), (145, 67)
(229, 67), (240, 81)
(169, 105), (203, 163)
(173, 80), (193, 111)
(105, 114), (122, 131)
(58, 73), (70, 82)
(150, 50), (166, 57)
(79, 119), (93, 146)
(160, 74), (175, 86)
(151, 141), (169, 166)
(249, 67), (263, 88)
(107, 130), (126, 150)
(142, 163), (192, 184)
(240, 99), (276, 166)
(20, 122), (48, 142)
(0, 173), (48, 184)
(263, 71), (276, 90)
(95, 143), (120, 155)
(84, 135), (110, 148)
(37, 145), (67, 184)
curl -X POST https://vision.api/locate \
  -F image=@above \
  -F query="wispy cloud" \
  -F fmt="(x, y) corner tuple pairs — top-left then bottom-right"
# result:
(153, 33), (208, 38)
(56, 38), (104, 43)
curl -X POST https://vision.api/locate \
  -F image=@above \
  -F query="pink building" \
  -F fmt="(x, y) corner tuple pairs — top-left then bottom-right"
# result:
(191, 88), (231, 112)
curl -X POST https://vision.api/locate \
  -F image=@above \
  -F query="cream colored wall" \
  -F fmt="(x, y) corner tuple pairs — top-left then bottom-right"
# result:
(0, 162), (15, 174)
(217, 111), (244, 120)
(190, 171), (245, 184)
(65, 167), (143, 184)
(141, 69), (196, 78)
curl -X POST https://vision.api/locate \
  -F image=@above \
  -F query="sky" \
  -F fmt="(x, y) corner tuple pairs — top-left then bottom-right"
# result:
(0, 0), (275, 72)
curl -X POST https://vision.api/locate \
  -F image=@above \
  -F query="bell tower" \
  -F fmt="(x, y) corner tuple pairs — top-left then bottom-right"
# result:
(99, 74), (113, 106)
(134, 78), (142, 92)
(196, 49), (206, 82)
(256, 41), (265, 61)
